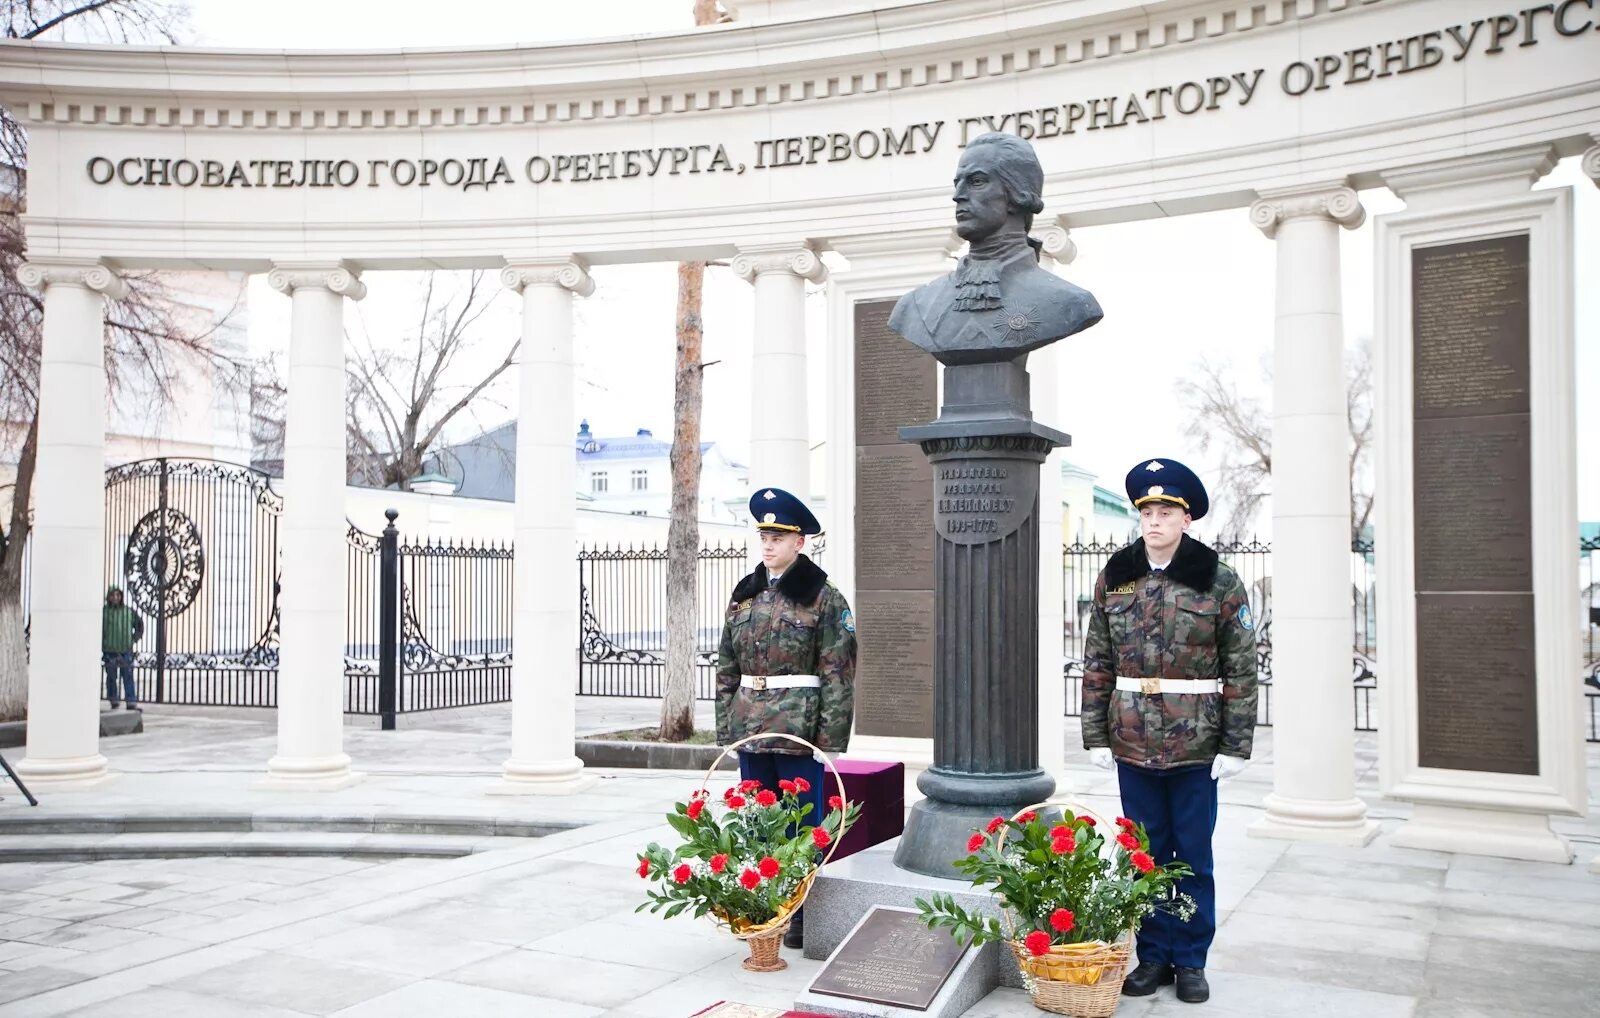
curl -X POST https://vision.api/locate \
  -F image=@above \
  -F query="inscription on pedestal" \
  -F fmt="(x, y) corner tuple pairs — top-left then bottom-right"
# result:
(855, 299), (936, 739)
(809, 906), (968, 1011)
(1410, 233), (1537, 774)
(933, 459), (1039, 545)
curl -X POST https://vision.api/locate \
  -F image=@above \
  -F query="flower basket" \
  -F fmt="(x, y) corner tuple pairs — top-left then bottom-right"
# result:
(917, 799), (1194, 1018)
(636, 732), (859, 973)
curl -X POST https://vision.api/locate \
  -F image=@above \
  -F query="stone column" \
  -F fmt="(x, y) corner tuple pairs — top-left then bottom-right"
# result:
(1247, 186), (1378, 845)
(1583, 139), (1600, 188)
(15, 261), (126, 788)
(496, 258), (597, 795)
(732, 243), (827, 496)
(263, 263), (366, 789)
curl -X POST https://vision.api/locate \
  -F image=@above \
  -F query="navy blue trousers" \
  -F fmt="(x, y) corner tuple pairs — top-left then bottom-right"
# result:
(1117, 761), (1218, 969)
(737, 751), (826, 831)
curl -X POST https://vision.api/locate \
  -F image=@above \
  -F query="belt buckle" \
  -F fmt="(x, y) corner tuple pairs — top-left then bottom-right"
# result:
(752, 676), (767, 692)
(1140, 677), (1162, 696)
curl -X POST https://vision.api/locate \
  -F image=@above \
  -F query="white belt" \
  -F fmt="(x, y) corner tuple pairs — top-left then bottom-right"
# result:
(741, 674), (821, 691)
(1115, 677), (1221, 695)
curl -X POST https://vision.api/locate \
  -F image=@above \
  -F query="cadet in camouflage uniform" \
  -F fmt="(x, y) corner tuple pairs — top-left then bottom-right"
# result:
(716, 486), (856, 950)
(1081, 459), (1256, 1006)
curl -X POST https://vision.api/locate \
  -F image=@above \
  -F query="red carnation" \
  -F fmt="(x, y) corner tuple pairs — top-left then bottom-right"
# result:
(967, 832), (986, 853)
(672, 864), (692, 885)
(1024, 930), (1052, 956)
(726, 794), (746, 808)
(1115, 816), (1135, 832)
(812, 827), (832, 848)
(710, 853), (729, 873)
(793, 777), (810, 793)
(1131, 851), (1155, 874)
(686, 799), (706, 820)
(985, 816), (1006, 835)
(1078, 815), (1097, 827)
(1116, 832), (1139, 851)
(827, 795), (843, 811)
(691, 789), (709, 800)
(1049, 824), (1072, 840)
(722, 786), (737, 801)
(636, 857), (650, 879)
(756, 790), (778, 808)
(1050, 835), (1074, 855)
(779, 779), (796, 794)
(1049, 908), (1075, 933)
(739, 868), (761, 890)
(758, 856), (781, 879)
(1017, 811), (1038, 824)
(740, 779), (763, 793)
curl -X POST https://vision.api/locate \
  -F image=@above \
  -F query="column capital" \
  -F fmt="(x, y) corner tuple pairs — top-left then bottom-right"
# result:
(1034, 221), (1077, 267)
(1582, 140), (1600, 189)
(500, 258), (594, 298)
(1250, 184), (1365, 239)
(17, 259), (127, 301)
(1379, 144), (1557, 208)
(731, 243), (827, 285)
(267, 261), (366, 301)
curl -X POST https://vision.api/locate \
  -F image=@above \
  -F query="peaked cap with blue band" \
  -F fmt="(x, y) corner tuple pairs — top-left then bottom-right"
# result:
(749, 487), (822, 536)
(1124, 458), (1209, 521)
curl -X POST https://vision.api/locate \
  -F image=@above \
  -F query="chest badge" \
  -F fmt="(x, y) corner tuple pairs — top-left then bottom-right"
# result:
(1109, 582), (1136, 595)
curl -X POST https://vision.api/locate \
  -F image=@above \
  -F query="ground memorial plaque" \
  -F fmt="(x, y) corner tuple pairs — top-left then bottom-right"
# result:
(808, 906), (968, 1011)
(1410, 233), (1537, 775)
(854, 299), (936, 739)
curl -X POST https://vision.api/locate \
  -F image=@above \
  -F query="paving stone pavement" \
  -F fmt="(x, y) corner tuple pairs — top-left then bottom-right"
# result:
(0, 702), (1594, 1016)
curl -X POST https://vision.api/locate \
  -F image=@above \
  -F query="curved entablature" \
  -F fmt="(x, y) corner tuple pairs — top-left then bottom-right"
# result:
(0, 0), (1594, 269)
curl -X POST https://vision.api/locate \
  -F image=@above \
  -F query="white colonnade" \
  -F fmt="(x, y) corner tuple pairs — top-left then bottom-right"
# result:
(1248, 185), (1379, 845)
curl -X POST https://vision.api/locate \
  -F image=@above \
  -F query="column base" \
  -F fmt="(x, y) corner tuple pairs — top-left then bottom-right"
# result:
(14, 754), (114, 790)
(1389, 804), (1573, 864)
(1248, 793), (1380, 845)
(258, 753), (362, 791)
(491, 756), (597, 796)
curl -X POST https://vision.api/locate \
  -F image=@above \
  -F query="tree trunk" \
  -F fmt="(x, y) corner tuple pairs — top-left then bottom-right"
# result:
(0, 418), (39, 722)
(660, 261), (706, 742)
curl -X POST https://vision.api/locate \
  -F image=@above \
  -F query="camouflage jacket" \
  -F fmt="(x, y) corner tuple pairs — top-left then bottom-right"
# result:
(1080, 536), (1258, 769)
(715, 555), (857, 755)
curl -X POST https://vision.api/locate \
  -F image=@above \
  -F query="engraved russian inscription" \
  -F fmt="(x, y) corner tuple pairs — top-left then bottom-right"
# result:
(1416, 594), (1537, 775)
(809, 906), (969, 1010)
(854, 590), (935, 738)
(930, 457), (1039, 545)
(1412, 235), (1530, 419)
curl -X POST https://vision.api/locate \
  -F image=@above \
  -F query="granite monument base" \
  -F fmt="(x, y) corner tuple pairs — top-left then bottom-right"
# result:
(803, 839), (1024, 1011)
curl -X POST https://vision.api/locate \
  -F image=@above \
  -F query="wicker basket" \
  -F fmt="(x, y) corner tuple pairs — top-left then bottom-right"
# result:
(697, 733), (852, 974)
(996, 800), (1137, 1017)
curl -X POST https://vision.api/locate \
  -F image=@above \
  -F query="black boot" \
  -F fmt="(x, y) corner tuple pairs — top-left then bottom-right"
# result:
(783, 909), (804, 950)
(1122, 962), (1173, 996)
(1175, 966), (1209, 1003)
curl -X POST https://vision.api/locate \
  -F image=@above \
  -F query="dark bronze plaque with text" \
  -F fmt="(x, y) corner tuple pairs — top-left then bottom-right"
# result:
(854, 299), (937, 739)
(1410, 234), (1537, 773)
(809, 906), (968, 1010)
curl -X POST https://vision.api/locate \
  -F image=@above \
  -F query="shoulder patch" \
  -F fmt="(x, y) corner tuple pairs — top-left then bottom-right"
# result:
(839, 607), (855, 633)
(1237, 604), (1254, 631)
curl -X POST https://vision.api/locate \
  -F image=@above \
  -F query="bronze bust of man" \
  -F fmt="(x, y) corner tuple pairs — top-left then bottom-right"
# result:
(888, 132), (1102, 366)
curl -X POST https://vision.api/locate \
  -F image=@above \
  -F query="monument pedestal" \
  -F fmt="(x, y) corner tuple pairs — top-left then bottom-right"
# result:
(1389, 803), (1571, 864)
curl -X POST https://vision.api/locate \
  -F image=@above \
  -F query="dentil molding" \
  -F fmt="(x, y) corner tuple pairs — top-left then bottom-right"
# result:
(732, 245), (828, 284)
(266, 263), (367, 300)
(1249, 184), (1365, 238)
(17, 260), (128, 300)
(500, 259), (595, 297)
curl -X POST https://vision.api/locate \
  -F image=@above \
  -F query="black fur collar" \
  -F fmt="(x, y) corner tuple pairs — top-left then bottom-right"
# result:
(1103, 536), (1218, 593)
(731, 554), (828, 607)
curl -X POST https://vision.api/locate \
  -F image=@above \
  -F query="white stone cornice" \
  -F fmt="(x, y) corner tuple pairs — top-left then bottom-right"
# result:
(731, 244), (827, 285)
(500, 258), (595, 298)
(1580, 143), (1600, 189)
(1250, 184), (1365, 239)
(267, 262), (367, 300)
(17, 260), (127, 301)
(1035, 221), (1077, 266)
(1380, 144), (1559, 208)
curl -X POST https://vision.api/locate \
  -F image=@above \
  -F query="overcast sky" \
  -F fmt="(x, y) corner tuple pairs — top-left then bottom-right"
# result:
(181, 0), (1599, 530)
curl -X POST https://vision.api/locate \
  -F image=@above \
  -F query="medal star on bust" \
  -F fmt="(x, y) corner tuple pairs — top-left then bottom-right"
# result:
(888, 132), (1102, 366)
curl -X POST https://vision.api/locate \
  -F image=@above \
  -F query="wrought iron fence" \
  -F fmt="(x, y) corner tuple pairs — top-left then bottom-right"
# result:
(577, 544), (750, 699)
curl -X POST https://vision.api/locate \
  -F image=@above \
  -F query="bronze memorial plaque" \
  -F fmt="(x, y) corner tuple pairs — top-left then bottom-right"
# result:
(1410, 233), (1537, 774)
(809, 906), (968, 1010)
(854, 299), (937, 739)
(934, 459), (1040, 545)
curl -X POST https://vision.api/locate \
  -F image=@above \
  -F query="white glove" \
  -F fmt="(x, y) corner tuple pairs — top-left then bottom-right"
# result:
(1087, 748), (1114, 770)
(813, 750), (840, 766)
(1210, 755), (1249, 781)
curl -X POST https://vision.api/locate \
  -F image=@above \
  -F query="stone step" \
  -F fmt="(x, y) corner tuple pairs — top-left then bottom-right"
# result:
(0, 811), (576, 839)
(0, 830), (492, 862)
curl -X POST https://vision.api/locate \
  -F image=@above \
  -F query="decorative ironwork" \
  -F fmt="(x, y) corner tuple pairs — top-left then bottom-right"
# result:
(124, 507), (205, 618)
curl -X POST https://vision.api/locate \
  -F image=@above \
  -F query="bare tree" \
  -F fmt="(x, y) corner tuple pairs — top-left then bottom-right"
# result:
(343, 270), (516, 491)
(1175, 340), (1374, 543)
(0, 2), (259, 722)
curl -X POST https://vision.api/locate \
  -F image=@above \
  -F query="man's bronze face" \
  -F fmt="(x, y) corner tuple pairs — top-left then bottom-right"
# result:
(952, 148), (1016, 242)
